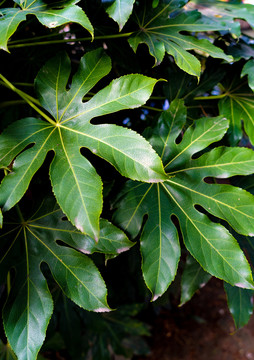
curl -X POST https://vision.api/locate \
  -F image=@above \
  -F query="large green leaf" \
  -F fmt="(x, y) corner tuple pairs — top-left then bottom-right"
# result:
(0, 199), (132, 360)
(219, 65), (254, 145)
(128, 1), (232, 77)
(0, 48), (166, 238)
(105, 0), (135, 30)
(224, 282), (254, 329)
(113, 99), (254, 300)
(180, 255), (211, 306)
(0, 0), (93, 52)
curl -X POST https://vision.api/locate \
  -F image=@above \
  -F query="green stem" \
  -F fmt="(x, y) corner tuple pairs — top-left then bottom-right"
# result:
(0, 75), (55, 125)
(142, 105), (163, 112)
(0, 100), (27, 109)
(13, 82), (34, 87)
(150, 96), (166, 100)
(193, 93), (226, 101)
(16, 204), (24, 223)
(9, 32), (64, 44)
(8, 32), (134, 48)
(7, 272), (11, 296)
(0, 79), (40, 105)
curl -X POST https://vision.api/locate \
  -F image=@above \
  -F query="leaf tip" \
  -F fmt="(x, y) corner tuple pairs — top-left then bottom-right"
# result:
(94, 307), (111, 313)
(151, 293), (160, 302)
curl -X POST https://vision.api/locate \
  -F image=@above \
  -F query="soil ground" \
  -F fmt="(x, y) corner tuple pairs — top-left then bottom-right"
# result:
(137, 278), (254, 360)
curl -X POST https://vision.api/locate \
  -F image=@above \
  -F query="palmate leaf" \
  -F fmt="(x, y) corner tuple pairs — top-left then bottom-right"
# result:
(224, 282), (254, 329)
(113, 99), (254, 300)
(0, 48), (166, 239)
(180, 255), (211, 306)
(128, 0), (232, 77)
(0, 199), (132, 360)
(219, 64), (254, 145)
(0, 0), (93, 52)
(105, 0), (135, 30)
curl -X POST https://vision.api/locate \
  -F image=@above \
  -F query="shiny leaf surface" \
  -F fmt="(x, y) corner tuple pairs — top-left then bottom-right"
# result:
(0, 0), (93, 52)
(128, 1), (232, 76)
(105, 0), (135, 30)
(0, 49), (166, 238)
(113, 99), (254, 299)
(0, 200), (127, 359)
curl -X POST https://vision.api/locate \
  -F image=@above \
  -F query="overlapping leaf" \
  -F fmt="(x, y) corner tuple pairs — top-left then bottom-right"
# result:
(219, 65), (254, 145)
(242, 59), (254, 92)
(105, 0), (135, 30)
(224, 282), (254, 329)
(128, 1), (232, 77)
(0, 48), (166, 239)
(191, 0), (254, 36)
(180, 255), (211, 306)
(113, 99), (254, 300)
(0, 0), (93, 52)
(0, 199), (132, 360)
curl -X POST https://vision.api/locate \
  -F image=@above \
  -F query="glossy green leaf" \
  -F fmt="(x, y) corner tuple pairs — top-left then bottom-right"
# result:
(0, 200), (125, 359)
(0, 0), (93, 52)
(219, 67), (254, 145)
(224, 282), (254, 329)
(192, 0), (254, 36)
(242, 59), (254, 91)
(0, 48), (166, 238)
(105, 0), (135, 30)
(113, 99), (254, 299)
(180, 255), (211, 306)
(128, 2), (232, 76)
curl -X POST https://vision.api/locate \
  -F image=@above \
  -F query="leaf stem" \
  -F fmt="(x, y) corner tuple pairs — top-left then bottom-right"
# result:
(16, 204), (24, 223)
(193, 94), (226, 101)
(8, 32), (134, 48)
(7, 272), (11, 296)
(0, 100), (27, 109)
(0, 79), (40, 105)
(142, 105), (163, 112)
(0, 75), (56, 125)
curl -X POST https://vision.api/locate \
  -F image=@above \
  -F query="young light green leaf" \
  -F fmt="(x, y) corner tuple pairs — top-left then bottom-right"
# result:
(0, 0), (93, 52)
(180, 255), (211, 306)
(113, 99), (254, 299)
(128, 2), (232, 76)
(105, 0), (135, 30)
(224, 282), (254, 329)
(0, 49), (166, 238)
(1, 200), (116, 359)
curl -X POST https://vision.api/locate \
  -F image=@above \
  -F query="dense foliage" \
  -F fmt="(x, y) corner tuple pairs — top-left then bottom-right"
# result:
(1, 0), (254, 358)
